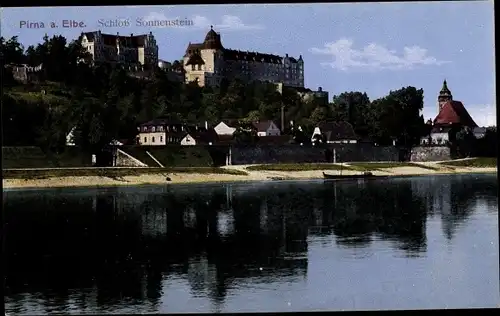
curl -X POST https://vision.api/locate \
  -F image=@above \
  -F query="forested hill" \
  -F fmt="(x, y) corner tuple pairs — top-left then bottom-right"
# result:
(2, 34), (431, 153)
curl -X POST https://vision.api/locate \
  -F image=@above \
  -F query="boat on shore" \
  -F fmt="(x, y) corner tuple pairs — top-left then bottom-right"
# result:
(322, 171), (388, 180)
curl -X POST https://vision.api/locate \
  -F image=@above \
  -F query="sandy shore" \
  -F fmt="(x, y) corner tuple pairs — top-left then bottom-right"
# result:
(2, 162), (497, 190)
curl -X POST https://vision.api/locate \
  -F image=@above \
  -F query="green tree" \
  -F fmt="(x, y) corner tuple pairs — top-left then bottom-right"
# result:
(368, 86), (425, 146)
(455, 127), (476, 157)
(233, 121), (259, 144)
(331, 91), (371, 136)
(0, 36), (25, 64)
(310, 106), (330, 125)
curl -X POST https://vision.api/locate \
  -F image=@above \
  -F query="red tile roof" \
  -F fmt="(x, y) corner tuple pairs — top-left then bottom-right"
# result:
(433, 101), (477, 128)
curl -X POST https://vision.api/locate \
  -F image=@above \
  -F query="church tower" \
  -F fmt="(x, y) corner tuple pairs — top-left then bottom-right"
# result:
(437, 79), (453, 113)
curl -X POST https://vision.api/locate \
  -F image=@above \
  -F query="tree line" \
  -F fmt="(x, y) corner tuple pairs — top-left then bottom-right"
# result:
(2, 34), (492, 156)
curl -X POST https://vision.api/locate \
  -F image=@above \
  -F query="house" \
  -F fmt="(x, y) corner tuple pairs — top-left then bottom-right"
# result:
(4, 63), (44, 83)
(214, 120), (238, 135)
(183, 26), (304, 88)
(80, 31), (158, 68)
(180, 128), (219, 146)
(66, 127), (76, 146)
(311, 121), (358, 144)
(420, 80), (478, 145)
(252, 120), (281, 137)
(137, 118), (209, 145)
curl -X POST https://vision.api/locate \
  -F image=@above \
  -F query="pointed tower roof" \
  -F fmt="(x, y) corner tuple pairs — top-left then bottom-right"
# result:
(203, 26), (223, 50)
(439, 79), (452, 97)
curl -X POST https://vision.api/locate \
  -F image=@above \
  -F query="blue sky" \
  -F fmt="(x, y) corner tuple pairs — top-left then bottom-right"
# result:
(1, 2), (496, 126)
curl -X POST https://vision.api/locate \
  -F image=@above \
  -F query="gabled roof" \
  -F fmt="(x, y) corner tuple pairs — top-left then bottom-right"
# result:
(185, 53), (205, 66)
(316, 121), (358, 141)
(217, 119), (239, 128)
(252, 120), (277, 132)
(433, 100), (477, 128)
(140, 118), (184, 126)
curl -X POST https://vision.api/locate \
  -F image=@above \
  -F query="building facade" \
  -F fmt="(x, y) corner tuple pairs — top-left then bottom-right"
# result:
(421, 80), (478, 145)
(183, 26), (304, 88)
(80, 31), (159, 68)
(137, 118), (215, 146)
(5, 63), (43, 83)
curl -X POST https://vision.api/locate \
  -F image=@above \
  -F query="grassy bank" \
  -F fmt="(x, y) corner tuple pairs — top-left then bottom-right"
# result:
(348, 162), (439, 171)
(122, 145), (215, 167)
(2, 146), (93, 169)
(2, 167), (248, 180)
(246, 163), (355, 171)
(438, 157), (497, 168)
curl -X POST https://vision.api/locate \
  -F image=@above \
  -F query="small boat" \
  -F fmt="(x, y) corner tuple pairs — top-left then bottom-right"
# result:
(323, 171), (387, 180)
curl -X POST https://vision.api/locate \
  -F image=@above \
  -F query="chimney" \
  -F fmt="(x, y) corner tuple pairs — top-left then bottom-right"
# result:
(285, 53), (288, 57)
(131, 33), (133, 37)
(318, 87), (322, 92)
(205, 121), (208, 129)
(117, 32), (119, 36)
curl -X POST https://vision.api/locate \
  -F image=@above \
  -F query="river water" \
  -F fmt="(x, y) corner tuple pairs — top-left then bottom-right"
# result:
(3, 174), (499, 313)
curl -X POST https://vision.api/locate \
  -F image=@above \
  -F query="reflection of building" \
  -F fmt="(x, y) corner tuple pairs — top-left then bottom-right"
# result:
(183, 26), (304, 87)
(80, 31), (159, 68)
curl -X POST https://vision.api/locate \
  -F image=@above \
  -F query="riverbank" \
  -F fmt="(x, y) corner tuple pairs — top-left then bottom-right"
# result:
(2, 160), (497, 189)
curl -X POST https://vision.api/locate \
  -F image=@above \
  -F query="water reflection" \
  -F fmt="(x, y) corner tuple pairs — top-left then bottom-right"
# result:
(3, 173), (498, 313)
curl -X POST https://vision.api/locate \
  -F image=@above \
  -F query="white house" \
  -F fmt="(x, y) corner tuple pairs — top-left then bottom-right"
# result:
(137, 119), (209, 146)
(311, 121), (358, 144)
(180, 129), (218, 146)
(214, 121), (237, 135)
(66, 127), (76, 146)
(253, 120), (281, 137)
(180, 133), (196, 146)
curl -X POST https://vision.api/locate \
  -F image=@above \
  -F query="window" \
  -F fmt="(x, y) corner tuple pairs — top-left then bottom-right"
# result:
(143, 126), (148, 132)
(152, 137), (155, 143)
(160, 136), (163, 142)
(144, 137), (147, 143)
(158, 126), (164, 132)
(151, 126), (156, 132)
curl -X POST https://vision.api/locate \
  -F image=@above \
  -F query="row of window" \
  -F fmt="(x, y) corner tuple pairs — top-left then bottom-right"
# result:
(141, 125), (191, 132)
(142, 136), (183, 143)
(144, 135), (163, 143)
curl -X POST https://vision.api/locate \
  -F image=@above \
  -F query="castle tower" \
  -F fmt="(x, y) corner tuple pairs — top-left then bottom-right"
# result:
(437, 79), (453, 113)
